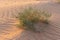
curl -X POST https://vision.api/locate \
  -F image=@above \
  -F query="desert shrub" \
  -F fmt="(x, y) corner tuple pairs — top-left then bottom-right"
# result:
(16, 7), (51, 31)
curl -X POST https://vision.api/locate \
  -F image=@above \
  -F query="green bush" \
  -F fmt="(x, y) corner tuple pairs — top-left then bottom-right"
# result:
(16, 7), (51, 31)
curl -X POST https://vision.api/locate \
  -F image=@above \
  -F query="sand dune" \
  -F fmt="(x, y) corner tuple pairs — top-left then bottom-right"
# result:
(0, 0), (60, 40)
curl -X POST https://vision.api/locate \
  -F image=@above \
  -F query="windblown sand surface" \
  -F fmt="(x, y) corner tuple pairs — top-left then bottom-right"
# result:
(0, 0), (60, 40)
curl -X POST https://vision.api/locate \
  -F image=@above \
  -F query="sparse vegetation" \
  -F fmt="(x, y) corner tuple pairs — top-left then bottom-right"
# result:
(16, 7), (51, 32)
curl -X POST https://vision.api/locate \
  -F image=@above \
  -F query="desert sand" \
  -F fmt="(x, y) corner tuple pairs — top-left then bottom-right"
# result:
(0, 0), (60, 40)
